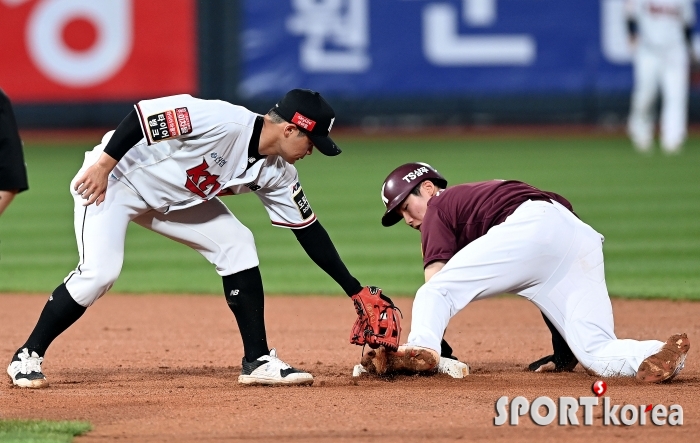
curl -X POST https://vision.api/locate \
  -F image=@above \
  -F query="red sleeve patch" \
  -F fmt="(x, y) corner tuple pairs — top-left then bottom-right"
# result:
(175, 107), (192, 134)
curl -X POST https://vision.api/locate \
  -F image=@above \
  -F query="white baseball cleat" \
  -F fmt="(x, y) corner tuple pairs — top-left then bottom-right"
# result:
(7, 348), (49, 389)
(437, 357), (470, 378)
(238, 348), (313, 386)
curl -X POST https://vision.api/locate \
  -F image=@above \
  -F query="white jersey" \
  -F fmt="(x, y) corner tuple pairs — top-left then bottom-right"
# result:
(626, 0), (696, 50)
(221, 156), (316, 228)
(100, 94), (314, 227)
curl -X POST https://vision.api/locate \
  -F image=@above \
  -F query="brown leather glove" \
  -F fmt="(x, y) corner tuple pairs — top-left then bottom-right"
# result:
(349, 286), (401, 352)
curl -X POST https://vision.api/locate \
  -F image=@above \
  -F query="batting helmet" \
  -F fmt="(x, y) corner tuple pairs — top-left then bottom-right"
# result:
(381, 162), (447, 227)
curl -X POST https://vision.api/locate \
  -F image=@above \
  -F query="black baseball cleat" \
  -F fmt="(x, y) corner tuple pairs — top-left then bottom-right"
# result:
(238, 348), (313, 386)
(7, 348), (49, 388)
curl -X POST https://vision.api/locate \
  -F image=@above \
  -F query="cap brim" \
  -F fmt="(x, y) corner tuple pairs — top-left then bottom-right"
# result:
(381, 210), (403, 227)
(308, 133), (342, 156)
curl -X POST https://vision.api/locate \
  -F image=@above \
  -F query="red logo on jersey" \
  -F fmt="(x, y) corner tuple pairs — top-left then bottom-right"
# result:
(291, 112), (316, 131)
(175, 107), (193, 135)
(185, 160), (221, 198)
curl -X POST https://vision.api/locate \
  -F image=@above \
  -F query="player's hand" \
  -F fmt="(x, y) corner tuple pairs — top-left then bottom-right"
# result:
(74, 153), (117, 206)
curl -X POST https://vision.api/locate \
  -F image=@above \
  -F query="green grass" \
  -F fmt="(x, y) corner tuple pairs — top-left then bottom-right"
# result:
(0, 134), (699, 298)
(0, 420), (91, 443)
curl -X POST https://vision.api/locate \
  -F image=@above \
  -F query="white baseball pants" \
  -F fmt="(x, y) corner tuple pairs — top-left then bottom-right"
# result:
(64, 150), (259, 307)
(407, 200), (664, 377)
(628, 45), (689, 152)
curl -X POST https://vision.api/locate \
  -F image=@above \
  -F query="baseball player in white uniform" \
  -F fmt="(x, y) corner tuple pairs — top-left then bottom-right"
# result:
(626, 0), (696, 153)
(7, 89), (378, 388)
(361, 163), (690, 383)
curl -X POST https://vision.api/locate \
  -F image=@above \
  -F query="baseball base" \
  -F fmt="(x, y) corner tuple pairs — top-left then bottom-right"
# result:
(437, 357), (470, 378)
(352, 364), (367, 377)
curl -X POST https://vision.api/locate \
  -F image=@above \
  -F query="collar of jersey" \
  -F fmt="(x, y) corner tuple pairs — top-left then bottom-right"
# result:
(246, 116), (266, 171)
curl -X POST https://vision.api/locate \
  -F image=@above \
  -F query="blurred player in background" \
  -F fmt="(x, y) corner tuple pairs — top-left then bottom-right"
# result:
(626, 0), (696, 154)
(0, 89), (29, 217)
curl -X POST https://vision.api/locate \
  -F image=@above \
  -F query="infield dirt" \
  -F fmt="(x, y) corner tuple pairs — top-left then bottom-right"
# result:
(1, 294), (698, 442)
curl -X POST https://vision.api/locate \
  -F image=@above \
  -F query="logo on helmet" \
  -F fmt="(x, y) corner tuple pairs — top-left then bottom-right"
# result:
(402, 166), (430, 183)
(381, 183), (389, 205)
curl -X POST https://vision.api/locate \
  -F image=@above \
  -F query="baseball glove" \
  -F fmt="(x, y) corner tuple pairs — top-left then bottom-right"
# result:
(350, 286), (401, 352)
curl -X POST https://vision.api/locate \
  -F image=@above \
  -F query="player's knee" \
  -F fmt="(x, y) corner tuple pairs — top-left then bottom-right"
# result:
(237, 225), (255, 246)
(415, 282), (450, 306)
(216, 227), (258, 275)
(416, 282), (435, 300)
(100, 263), (123, 288)
(65, 279), (115, 308)
(70, 264), (121, 303)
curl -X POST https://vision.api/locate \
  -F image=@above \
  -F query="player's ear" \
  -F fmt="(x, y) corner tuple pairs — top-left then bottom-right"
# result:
(283, 123), (298, 138)
(421, 179), (436, 196)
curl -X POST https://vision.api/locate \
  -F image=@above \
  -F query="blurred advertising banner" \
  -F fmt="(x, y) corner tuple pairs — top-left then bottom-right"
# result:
(0, 0), (197, 103)
(240, 0), (697, 98)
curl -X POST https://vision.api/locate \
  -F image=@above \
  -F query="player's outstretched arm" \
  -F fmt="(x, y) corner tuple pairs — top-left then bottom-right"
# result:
(292, 220), (363, 296)
(292, 222), (404, 350)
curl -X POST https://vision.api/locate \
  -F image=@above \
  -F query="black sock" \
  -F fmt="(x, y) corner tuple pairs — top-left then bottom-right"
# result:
(20, 283), (86, 357)
(542, 312), (576, 364)
(223, 267), (269, 362)
(440, 338), (456, 359)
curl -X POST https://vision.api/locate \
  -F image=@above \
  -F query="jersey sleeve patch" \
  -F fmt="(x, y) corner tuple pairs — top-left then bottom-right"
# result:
(292, 182), (313, 220)
(146, 107), (193, 143)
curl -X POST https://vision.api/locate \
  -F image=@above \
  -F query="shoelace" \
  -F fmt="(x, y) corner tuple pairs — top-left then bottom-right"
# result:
(17, 350), (43, 375)
(265, 349), (291, 369)
(268, 356), (291, 370)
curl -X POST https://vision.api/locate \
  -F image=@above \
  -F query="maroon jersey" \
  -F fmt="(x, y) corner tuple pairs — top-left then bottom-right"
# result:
(421, 180), (574, 267)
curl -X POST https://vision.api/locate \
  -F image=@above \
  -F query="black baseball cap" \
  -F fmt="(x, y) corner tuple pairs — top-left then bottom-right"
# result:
(272, 89), (341, 156)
